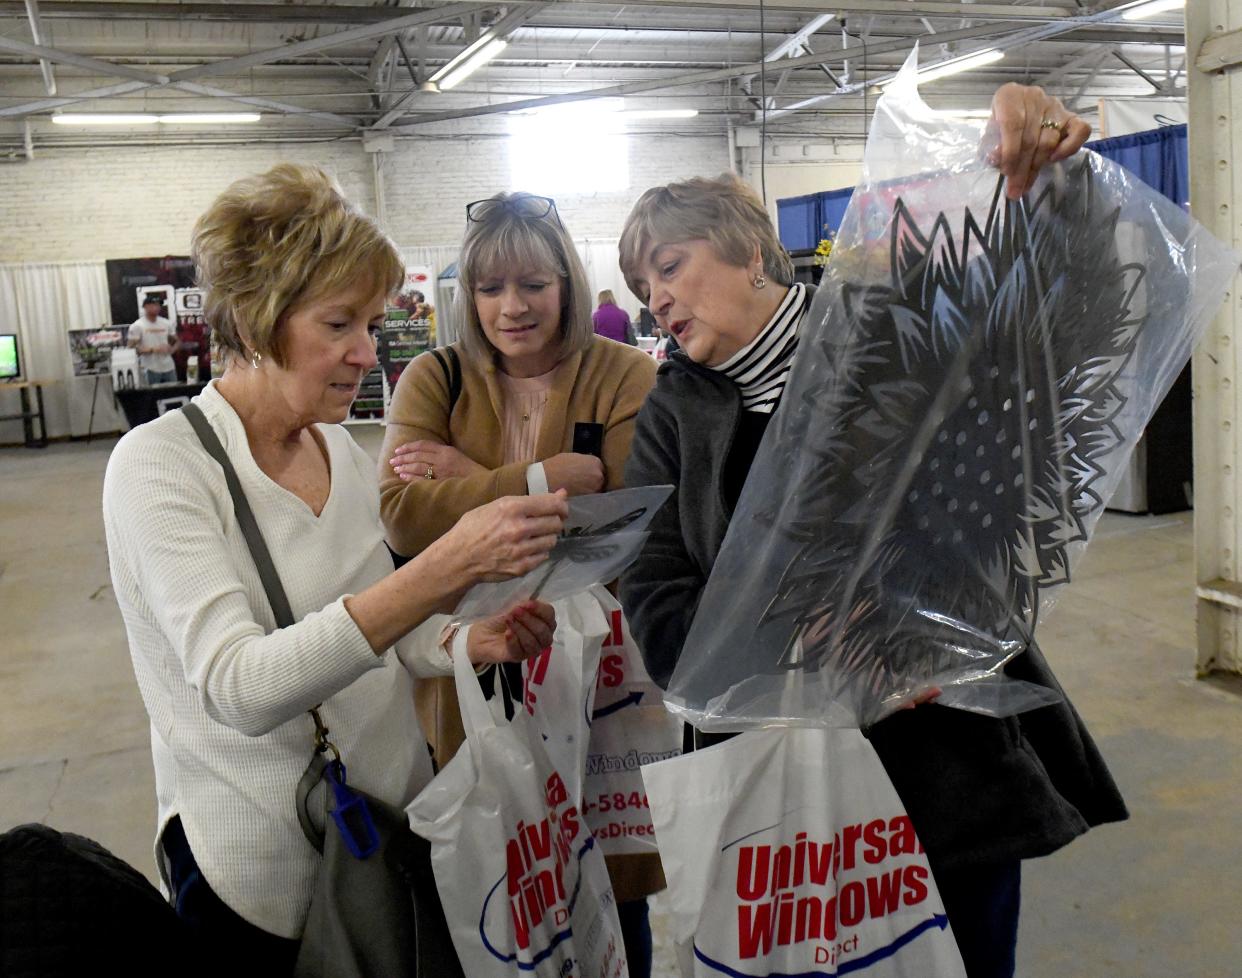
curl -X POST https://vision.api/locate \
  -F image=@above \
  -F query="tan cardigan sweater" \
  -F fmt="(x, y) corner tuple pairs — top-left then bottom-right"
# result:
(378, 336), (663, 904)
(379, 335), (657, 557)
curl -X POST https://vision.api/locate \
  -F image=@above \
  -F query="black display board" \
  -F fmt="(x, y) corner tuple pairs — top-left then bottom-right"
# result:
(105, 256), (196, 325)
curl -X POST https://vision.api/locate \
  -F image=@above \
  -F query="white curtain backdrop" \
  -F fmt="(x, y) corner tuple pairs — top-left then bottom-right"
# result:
(577, 238), (637, 320)
(0, 262), (116, 445)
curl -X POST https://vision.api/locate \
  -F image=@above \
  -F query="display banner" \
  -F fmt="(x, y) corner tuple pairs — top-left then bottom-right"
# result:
(105, 256), (196, 325)
(67, 326), (129, 377)
(1099, 98), (1187, 137)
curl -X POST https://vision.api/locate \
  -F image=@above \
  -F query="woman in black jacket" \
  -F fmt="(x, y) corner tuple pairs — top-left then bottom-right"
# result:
(616, 85), (1126, 978)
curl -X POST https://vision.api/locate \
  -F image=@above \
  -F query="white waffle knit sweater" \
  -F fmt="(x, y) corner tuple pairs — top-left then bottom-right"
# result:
(102, 381), (450, 938)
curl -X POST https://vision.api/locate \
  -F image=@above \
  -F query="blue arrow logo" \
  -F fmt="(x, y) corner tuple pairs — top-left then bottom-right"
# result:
(592, 690), (644, 720)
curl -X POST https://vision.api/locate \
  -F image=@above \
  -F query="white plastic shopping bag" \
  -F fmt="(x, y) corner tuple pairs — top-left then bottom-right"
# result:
(643, 728), (966, 977)
(584, 585), (682, 854)
(520, 590), (612, 807)
(407, 630), (628, 978)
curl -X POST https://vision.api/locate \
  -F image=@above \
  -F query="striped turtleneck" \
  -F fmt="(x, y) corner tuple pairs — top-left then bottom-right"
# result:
(709, 281), (809, 414)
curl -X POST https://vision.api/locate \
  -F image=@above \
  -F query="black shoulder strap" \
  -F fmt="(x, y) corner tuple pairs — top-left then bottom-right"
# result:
(181, 402), (295, 630)
(429, 346), (462, 414)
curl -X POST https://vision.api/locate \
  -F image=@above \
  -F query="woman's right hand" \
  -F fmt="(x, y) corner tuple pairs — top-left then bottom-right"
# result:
(543, 452), (605, 496)
(445, 491), (569, 582)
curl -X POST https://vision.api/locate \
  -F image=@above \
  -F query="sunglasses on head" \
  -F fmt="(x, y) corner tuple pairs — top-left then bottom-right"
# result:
(466, 193), (563, 229)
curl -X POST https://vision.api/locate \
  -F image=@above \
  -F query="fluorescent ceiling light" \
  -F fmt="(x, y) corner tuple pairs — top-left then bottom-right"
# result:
(159, 113), (260, 124)
(51, 112), (261, 125)
(886, 48), (1005, 87)
(1121, 0), (1184, 21)
(51, 114), (158, 125)
(622, 109), (699, 120)
(432, 37), (508, 91)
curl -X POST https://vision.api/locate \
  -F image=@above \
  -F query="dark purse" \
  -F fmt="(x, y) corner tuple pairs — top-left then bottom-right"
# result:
(181, 402), (464, 978)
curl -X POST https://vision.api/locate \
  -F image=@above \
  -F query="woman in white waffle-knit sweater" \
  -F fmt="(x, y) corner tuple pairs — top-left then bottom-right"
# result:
(101, 164), (568, 974)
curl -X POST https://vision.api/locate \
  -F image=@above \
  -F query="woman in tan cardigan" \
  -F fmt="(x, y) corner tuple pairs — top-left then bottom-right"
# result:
(378, 191), (660, 977)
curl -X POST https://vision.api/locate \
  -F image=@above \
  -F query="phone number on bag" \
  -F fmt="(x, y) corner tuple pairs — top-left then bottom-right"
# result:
(583, 791), (650, 815)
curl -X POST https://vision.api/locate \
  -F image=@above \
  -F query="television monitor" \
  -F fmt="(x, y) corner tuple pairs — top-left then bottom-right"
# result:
(0, 334), (20, 381)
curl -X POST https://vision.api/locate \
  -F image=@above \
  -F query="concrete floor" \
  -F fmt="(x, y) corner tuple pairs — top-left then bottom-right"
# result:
(2, 429), (1241, 976)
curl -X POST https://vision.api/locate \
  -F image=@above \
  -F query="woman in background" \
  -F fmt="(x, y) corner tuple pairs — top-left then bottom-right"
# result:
(592, 288), (636, 345)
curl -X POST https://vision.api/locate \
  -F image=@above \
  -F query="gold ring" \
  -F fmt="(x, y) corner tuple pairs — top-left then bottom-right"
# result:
(424, 464), (435, 480)
(1040, 118), (1068, 139)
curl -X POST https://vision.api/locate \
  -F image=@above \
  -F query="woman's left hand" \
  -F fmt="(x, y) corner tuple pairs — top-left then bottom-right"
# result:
(988, 83), (1092, 201)
(465, 601), (557, 664)
(390, 440), (487, 482)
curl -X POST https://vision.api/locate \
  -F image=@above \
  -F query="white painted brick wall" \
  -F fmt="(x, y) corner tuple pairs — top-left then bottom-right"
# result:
(0, 143), (374, 262)
(0, 132), (731, 262)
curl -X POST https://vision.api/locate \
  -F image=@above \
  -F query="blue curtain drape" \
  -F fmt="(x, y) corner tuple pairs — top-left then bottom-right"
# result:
(1087, 124), (1188, 209)
(775, 194), (822, 252)
(776, 123), (1190, 250)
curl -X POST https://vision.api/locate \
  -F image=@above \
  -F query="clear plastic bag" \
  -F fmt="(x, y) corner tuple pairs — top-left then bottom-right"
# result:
(666, 53), (1240, 731)
(454, 485), (673, 621)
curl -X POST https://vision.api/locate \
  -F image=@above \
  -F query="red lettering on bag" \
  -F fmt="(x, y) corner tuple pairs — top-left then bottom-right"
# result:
(737, 902), (777, 959)
(597, 653), (625, 689)
(866, 869), (903, 918)
(862, 819), (887, 865)
(839, 881), (865, 927)
(888, 816), (918, 856)
(523, 646), (554, 714)
(840, 824), (862, 871)
(603, 609), (624, 648)
(902, 864), (929, 906)
(736, 845), (770, 901)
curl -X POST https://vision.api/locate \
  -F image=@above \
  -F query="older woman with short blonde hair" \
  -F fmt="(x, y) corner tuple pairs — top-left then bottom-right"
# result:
(619, 86), (1127, 978)
(103, 164), (566, 974)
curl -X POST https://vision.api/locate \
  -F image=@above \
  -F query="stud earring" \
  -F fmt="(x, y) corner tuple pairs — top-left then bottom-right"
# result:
(753, 273), (767, 290)
(250, 349), (263, 369)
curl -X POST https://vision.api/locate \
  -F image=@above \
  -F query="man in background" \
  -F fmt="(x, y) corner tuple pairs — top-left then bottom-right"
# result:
(128, 295), (179, 385)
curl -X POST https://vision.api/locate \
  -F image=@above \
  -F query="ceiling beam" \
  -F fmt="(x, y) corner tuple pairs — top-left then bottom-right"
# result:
(367, 0), (424, 112)
(0, 33), (168, 83)
(395, 0), (1169, 127)
(0, 77), (151, 117)
(161, 2), (493, 84)
(0, 3), (497, 123)
(170, 82), (362, 128)
(397, 21), (1017, 126)
(23, 0), (55, 94)
(0, 0), (1081, 24)
(1112, 49), (1164, 90)
(738, 13), (835, 90)
(372, 3), (550, 129)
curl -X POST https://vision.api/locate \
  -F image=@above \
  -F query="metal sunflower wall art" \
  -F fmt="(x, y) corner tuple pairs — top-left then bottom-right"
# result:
(765, 162), (1141, 724)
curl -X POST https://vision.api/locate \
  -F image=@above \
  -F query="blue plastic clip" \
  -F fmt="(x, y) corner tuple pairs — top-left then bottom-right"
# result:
(325, 759), (380, 859)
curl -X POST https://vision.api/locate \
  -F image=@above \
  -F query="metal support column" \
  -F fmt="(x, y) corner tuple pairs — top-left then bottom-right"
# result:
(1190, 0), (1242, 675)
